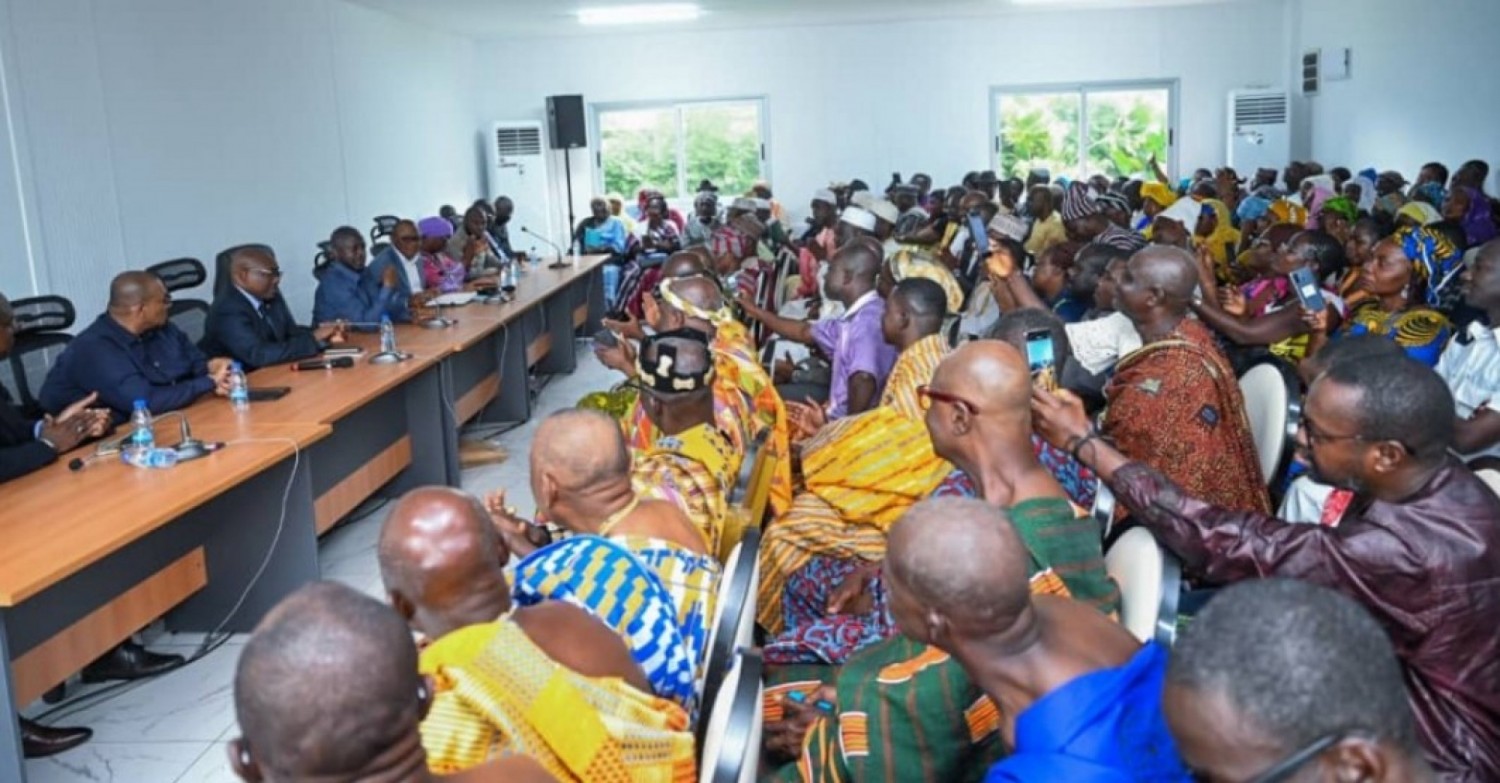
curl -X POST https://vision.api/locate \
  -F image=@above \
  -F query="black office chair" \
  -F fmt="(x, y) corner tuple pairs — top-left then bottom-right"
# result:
(146, 258), (212, 344)
(213, 244), (276, 300)
(314, 240), (334, 279)
(2, 295), (76, 417)
(370, 215), (401, 244)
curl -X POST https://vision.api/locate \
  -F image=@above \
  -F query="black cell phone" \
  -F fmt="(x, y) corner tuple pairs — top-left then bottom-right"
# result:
(967, 210), (989, 246)
(1288, 267), (1327, 312)
(604, 309), (629, 323)
(1024, 328), (1058, 392)
(248, 387), (291, 402)
(593, 329), (619, 349)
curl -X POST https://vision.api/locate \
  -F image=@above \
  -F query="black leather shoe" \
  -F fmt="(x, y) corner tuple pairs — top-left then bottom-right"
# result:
(80, 641), (184, 683)
(40, 684), (66, 704)
(20, 716), (91, 758)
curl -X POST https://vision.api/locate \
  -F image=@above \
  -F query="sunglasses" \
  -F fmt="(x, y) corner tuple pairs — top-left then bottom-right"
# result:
(1191, 733), (1342, 783)
(248, 268), (283, 279)
(916, 385), (981, 416)
(394, 234), (420, 244)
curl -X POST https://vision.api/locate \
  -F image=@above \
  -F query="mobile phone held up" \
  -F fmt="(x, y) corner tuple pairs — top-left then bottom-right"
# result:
(1024, 328), (1058, 392)
(967, 210), (989, 249)
(593, 328), (619, 350)
(1288, 267), (1326, 313)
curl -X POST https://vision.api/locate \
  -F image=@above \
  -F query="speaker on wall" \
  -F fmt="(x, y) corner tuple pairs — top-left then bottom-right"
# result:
(546, 95), (587, 150)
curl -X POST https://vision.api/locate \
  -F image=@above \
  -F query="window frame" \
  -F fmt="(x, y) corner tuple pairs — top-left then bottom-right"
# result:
(589, 96), (771, 204)
(989, 79), (1179, 182)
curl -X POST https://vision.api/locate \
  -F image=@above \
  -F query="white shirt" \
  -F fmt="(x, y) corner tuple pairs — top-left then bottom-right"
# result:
(1436, 322), (1500, 460)
(1065, 312), (1144, 375)
(398, 251), (423, 293)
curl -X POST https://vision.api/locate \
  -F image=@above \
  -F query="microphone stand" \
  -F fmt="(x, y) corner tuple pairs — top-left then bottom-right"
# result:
(420, 301), (455, 330)
(521, 226), (573, 269)
(94, 410), (213, 462)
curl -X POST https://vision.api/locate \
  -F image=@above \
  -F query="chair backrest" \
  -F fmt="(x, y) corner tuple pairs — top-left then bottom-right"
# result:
(371, 215), (401, 243)
(315, 240), (334, 272)
(168, 300), (211, 345)
(9, 295), (74, 335)
(146, 257), (206, 293)
(214, 244), (276, 300)
(1105, 526), (1182, 646)
(698, 527), (761, 746)
(1238, 361), (1299, 487)
(698, 649), (764, 783)
(1477, 469), (1500, 500)
(3, 332), (71, 417)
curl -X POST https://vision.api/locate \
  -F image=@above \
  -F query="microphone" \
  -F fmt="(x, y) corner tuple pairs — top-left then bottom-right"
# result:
(291, 356), (355, 371)
(69, 452), (109, 472)
(93, 410), (214, 463)
(520, 226), (571, 269)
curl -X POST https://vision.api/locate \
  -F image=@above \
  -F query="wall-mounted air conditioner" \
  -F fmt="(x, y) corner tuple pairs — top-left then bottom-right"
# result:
(1226, 90), (1290, 175)
(484, 122), (556, 255)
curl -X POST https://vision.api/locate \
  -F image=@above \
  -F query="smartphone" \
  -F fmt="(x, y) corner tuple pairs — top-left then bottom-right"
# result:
(248, 387), (292, 402)
(593, 329), (619, 349)
(1288, 267), (1327, 313)
(967, 209), (989, 246)
(1024, 328), (1058, 392)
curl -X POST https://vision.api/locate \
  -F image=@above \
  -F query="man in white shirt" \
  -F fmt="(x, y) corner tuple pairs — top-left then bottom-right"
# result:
(1437, 239), (1500, 463)
(365, 218), (424, 321)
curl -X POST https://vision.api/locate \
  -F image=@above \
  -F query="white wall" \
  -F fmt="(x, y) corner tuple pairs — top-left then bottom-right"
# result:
(477, 0), (1288, 231)
(0, 0), (484, 321)
(1289, 0), (1500, 185)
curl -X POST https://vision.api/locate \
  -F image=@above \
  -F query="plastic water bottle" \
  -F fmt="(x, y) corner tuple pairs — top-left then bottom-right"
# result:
(121, 446), (178, 469)
(529, 245), (541, 272)
(602, 264), (621, 309)
(379, 314), (397, 354)
(228, 361), (250, 411)
(128, 399), (154, 452)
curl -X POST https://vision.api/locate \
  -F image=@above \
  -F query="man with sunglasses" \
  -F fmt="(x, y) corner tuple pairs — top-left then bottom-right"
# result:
(1033, 354), (1500, 781)
(40, 271), (233, 421)
(201, 247), (343, 371)
(365, 217), (425, 321)
(1165, 579), (1437, 783)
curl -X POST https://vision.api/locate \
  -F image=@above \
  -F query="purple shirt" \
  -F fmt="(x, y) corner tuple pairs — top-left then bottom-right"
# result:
(811, 291), (898, 418)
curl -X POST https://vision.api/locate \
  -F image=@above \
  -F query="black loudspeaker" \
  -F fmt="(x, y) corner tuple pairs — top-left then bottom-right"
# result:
(546, 95), (587, 150)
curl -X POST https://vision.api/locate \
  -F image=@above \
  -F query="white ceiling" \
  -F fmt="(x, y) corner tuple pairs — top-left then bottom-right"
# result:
(343, 0), (1251, 40)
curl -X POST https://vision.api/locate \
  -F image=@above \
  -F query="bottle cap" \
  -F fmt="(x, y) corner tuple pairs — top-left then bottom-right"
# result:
(133, 399), (146, 409)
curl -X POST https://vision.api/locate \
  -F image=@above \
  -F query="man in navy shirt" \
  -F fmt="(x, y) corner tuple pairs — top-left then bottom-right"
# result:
(202, 246), (342, 370)
(40, 271), (230, 421)
(313, 226), (405, 327)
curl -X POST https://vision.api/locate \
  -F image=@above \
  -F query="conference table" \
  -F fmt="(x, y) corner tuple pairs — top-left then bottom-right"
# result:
(0, 254), (608, 780)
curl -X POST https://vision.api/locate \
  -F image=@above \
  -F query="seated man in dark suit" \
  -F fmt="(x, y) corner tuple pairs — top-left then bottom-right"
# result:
(364, 218), (426, 322)
(39, 271), (231, 421)
(200, 246), (342, 370)
(313, 226), (405, 327)
(0, 292), (133, 758)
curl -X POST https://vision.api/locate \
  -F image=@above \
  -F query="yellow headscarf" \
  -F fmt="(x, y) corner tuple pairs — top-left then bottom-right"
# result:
(1141, 182), (1175, 209)
(1267, 199), (1309, 228)
(887, 248), (965, 313)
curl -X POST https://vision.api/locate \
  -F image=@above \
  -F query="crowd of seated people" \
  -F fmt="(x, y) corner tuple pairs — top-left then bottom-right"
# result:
(10, 156), (1500, 782)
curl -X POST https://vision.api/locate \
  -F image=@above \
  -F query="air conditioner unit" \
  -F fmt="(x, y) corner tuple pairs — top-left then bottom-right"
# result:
(485, 121), (556, 255)
(1226, 90), (1290, 176)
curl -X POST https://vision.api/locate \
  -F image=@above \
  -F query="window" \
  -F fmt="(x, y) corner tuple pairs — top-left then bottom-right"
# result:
(991, 82), (1175, 182)
(594, 98), (768, 200)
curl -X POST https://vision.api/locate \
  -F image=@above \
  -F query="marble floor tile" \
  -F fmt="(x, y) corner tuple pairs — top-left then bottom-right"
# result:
(175, 742), (239, 783)
(24, 740), (210, 783)
(39, 641), (240, 744)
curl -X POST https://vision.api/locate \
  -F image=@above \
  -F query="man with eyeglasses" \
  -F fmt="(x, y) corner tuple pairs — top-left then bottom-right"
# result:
(40, 271), (233, 421)
(1033, 353), (1500, 781)
(366, 217), (426, 321)
(1165, 579), (1437, 783)
(201, 247), (343, 371)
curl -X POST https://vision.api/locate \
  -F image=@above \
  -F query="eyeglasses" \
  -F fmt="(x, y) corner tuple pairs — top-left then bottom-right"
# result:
(1242, 733), (1342, 783)
(1298, 412), (1415, 456)
(248, 268), (283, 279)
(393, 234), (420, 244)
(916, 385), (981, 416)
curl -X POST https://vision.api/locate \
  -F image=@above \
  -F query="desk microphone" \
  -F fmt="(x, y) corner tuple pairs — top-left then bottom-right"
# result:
(85, 411), (216, 465)
(68, 452), (109, 472)
(521, 226), (571, 269)
(291, 356), (355, 371)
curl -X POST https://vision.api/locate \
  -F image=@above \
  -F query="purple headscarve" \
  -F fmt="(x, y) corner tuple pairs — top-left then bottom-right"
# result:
(1457, 186), (1498, 247)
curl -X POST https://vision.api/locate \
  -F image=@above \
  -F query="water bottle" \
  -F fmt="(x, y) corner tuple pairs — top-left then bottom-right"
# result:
(127, 399), (154, 455)
(379, 314), (397, 354)
(529, 245), (541, 272)
(121, 446), (179, 469)
(228, 362), (250, 411)
(602, 264), (621, 310)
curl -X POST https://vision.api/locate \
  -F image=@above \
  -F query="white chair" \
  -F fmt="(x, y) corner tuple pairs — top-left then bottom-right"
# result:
(1477, 469), (1500, 500)
(1238, 361), (1300, 487)
(697, 527), (761, 738)
(1104, 527), (1182, 646)
(698, 649), (764, 783)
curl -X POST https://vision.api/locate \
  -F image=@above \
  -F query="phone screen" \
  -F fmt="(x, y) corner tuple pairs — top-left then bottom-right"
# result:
(1288, 268), (1326, 312)
(1024, 328), (1058, 391)
(967, 210), (989, 246)
(593, 329), (619, 349)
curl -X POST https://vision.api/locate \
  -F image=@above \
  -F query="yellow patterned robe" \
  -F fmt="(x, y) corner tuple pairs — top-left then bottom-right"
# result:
(756, 336), (952, 633)
(419, 618), (696, 782)
(631, 423), (741, 560)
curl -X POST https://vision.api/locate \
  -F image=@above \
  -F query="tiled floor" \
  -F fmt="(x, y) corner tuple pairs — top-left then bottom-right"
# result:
(21, 348), (616, 782)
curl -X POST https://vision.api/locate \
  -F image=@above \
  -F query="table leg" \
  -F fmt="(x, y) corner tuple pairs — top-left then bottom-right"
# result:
(403, 365), (459, 487)
(488, 316), (532, 423)
(538, 289), (577, 375)
(0, 622), (23, 783)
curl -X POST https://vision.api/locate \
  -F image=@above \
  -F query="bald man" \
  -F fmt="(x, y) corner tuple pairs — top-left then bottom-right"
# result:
(366, 218), (423, 321)
(376, 487), (696, 779)
(739, 240), (897, 418)
(200, 247), (343, 370)
(40, 271), (232, 420)
(1091, 246), (1268, 516)
(231, 582), (556, 783)
(884, 497), (1190, 781)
